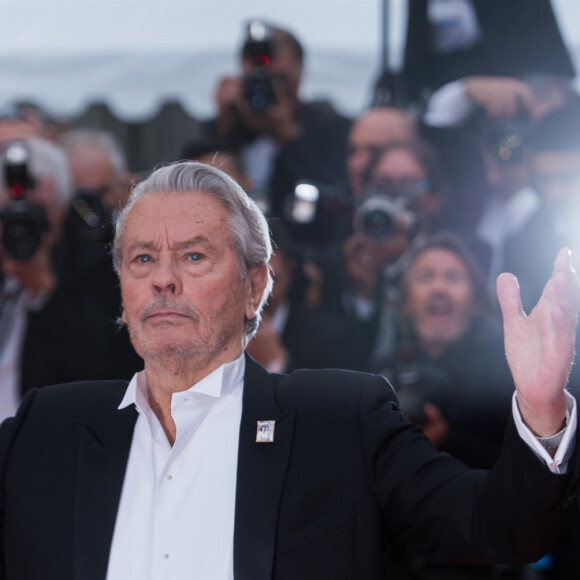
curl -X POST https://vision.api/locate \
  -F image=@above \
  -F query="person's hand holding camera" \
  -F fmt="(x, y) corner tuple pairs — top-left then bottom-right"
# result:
(0, 231), (56, 298)
(343, 229), (409, 300)
(214, 74), (297, 145)
(214, 75), (245, 139)
(464, 76), (537, 119)
(237, 79), (297, 144)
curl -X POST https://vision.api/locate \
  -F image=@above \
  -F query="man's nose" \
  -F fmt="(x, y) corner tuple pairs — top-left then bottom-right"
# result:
(428, 277), (449, 293)
(151, 259), (182, 295)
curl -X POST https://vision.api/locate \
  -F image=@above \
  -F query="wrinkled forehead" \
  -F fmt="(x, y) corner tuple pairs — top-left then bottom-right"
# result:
(409, 248), (471, 279)
(371, 148), (426, 181)
(119, 191), (240, 259)
(350, 111), (415, 145)
(128, 189), (229, 228)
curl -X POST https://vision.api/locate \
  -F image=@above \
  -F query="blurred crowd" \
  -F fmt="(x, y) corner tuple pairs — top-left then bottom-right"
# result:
(2, 1), (580, 578)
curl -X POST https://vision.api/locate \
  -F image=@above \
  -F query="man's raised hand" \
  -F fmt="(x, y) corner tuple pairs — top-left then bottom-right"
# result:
(497, 248), (580, 436)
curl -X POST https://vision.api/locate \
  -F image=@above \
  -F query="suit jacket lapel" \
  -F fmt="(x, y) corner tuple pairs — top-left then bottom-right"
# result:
(73, 404), (138, 580)
(234, 355), (295, 580)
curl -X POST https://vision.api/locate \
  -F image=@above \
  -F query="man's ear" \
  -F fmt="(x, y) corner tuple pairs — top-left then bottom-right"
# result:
(245, 264), (269, 321)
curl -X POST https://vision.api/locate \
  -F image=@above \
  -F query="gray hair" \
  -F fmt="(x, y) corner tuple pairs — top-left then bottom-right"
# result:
(113, 161), (273, 338)
(60, 129), (127, 175)
(1, 137), (73, 206)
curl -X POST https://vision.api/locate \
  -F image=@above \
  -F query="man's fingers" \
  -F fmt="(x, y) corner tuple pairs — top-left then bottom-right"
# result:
(497, 272), (525, 323)
(518, 89), (538, 117)
(551, 248), (580, 325)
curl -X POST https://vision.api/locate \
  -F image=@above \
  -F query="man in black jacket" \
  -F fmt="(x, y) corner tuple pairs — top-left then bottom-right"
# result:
(203, 22), (350, 219)
(0, 161), (579, 579)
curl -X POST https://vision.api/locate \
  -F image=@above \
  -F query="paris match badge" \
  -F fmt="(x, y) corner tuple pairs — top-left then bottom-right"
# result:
(256, 420), (275, 443)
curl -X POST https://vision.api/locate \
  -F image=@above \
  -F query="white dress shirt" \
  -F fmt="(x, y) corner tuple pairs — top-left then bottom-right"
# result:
(0, 278), (26, 423)
(0, 277), (48, 423)
(106, 354), (245, 580)
(514, 390), (577, 474)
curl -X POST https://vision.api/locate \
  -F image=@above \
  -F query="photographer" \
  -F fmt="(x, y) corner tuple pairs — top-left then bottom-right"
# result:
(390, 233), (512, 467)
(0, 137), (74, 420)
(246, 220), (368, 372)
(421, 75), (580, 297)
(344, 139), (445, 297)
(336, 140), (446, 342)
(59, 129), (142, 382)
(346, 107), (418, 197)
(203, 21), (351, 218)
(504, 101), (580, 315)
(383, 233), (516, 580)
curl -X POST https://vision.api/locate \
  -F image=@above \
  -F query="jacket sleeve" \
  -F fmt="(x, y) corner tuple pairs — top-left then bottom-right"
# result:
(358, 375), (580, 564)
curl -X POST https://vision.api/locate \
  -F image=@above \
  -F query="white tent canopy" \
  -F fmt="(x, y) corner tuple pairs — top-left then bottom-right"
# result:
(0, 0), (390, 120)
(0, 0), (579, 121)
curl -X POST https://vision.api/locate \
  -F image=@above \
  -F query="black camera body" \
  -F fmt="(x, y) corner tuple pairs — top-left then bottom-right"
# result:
(0, 142), (49, 261)
(286, 181), (418, 245)
(354, 193), (416, 240)
(243, 20), (277, 112)
(244, 71), (276, 112)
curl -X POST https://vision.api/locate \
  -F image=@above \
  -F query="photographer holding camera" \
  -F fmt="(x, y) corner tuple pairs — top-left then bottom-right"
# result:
(203, 20), (351, 218)
(0, 137), (74, 421)
(340, 139), (444, 310)
(59, 129), (142, 382)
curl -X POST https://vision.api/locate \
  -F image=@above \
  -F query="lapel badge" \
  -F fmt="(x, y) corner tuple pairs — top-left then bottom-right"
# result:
(256, 420), (275, 443)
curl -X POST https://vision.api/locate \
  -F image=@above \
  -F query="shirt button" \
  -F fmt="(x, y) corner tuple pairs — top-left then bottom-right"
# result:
(163, 554), (170, 559)
(166, 474), (173, 480)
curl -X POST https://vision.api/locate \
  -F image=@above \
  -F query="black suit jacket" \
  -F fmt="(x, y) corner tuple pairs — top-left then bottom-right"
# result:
(0, 356), (578, 579)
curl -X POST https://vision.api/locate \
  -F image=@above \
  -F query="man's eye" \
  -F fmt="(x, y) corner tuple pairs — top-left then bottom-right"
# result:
(136, 254), (152, 263)
(186, 253), (203, 262)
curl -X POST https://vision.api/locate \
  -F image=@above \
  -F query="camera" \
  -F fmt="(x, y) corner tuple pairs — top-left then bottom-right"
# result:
(354, 191), (416, 240)
(242, 20), (277, 112)
(0, 142), (48, 261)
(284, 181), (352, 249)
(286, 181), (418, 243)
(480, 109), (530, 165)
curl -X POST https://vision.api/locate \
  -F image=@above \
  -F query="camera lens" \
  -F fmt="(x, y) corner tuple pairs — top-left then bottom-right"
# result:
(251, 91), (268, 111)
(355, 195), (401, 240)
(244, 72), (276, 111)
(362, 208), (396, 240)
(0, 200), (48, 261)
(2, 217), (43, 260)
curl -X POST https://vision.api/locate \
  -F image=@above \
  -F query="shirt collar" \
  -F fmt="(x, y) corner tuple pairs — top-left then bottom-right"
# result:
(118, 353), (246, 413)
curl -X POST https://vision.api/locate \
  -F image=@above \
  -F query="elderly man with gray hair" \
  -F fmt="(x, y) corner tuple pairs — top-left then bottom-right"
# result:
(0, 160), (579, 579)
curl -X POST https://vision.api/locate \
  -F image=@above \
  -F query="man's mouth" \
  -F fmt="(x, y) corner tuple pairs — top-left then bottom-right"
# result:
(147, 310), (188, 318)
(139, 301), (198, 323)
(425, 295), (453, 318)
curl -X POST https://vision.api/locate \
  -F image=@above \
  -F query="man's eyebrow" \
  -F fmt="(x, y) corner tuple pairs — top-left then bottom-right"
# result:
(174, 237), (212, 249)
(126, 241), (157, 254)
